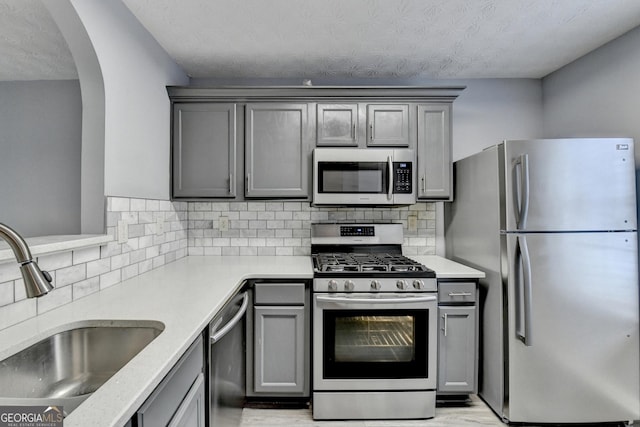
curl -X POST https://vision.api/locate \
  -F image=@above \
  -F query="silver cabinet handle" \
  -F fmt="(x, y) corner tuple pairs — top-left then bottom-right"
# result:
(421, 175), (426, 193)
(442, 313), (448, 337)
(512, 154), (530, 230)
(211, 292), (249, 344)
(370, 124), (373, 141)
(229, 174), (233, 195)
(448, 292), (472, 297)
(352, 123), (356, 140)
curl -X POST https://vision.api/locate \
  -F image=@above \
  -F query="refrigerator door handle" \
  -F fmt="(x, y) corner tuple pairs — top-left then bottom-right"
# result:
(512, 154), (530, 229)
(515, 235), (533, 346)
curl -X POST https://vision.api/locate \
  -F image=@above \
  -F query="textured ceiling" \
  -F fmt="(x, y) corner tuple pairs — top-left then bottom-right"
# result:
(2, 0), (640, 81)
(122, 0), (640, 79)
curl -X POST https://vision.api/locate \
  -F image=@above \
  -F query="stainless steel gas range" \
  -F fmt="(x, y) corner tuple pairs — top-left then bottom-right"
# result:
(311, 223), (437, 420)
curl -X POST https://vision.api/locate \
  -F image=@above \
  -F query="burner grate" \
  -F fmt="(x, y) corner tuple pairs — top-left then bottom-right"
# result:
(313, 252), (428, 274)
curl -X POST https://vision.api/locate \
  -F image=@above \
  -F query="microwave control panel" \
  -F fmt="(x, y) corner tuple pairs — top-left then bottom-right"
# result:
(393, 162), (413, 194)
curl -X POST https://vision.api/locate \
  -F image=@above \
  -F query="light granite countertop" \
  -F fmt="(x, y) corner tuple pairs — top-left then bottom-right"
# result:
(414, 255), (485, 279)
(0, 254), (483, 427)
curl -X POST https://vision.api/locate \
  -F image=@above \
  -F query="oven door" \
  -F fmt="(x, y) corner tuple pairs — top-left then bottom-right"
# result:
(313, 293), (437, 391)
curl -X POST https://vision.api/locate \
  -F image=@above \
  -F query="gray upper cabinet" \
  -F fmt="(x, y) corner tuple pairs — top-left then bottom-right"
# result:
(245, 103), (312, 198)
(173, 103), (236, 198)
(316, 103), (358, 146)
(417, 104), (452, 200)
(367, 104), (410, 147)
(168, 86), (463, 200)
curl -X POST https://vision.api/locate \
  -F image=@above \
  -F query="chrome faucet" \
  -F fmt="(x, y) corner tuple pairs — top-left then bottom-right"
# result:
(0, 223), (54, 298)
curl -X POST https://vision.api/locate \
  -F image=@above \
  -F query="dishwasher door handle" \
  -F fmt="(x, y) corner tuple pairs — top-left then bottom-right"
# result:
(211, 292), (249, 344)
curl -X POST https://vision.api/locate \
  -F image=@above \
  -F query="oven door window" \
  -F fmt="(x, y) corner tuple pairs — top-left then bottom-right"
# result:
(323, 309), (428, 379)
(318, 161), (388, 194)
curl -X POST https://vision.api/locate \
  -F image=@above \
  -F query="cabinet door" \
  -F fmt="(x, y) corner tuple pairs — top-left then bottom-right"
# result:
(254, 306), (305, 393)
(245, 103), (311, 198)
(173, 103), (237, 198)
(366, 104), (410, 146)
(137, 337), (204, 426)
(317, 104), (358, 146)
(168, 373), (205, 427)
(438, 306), (476, 393)
(417, 104), (451, 199)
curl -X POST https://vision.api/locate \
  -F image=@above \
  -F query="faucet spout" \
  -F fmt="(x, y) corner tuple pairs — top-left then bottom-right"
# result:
(0, 223), (54, 298)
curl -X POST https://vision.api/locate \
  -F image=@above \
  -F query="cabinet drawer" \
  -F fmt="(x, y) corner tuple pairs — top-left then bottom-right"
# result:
(254, 283), (306, 305)
(438, 282), (476, 304)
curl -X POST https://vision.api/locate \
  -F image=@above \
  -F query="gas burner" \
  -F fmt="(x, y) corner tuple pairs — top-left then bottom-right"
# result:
(312, 252), (434, 277)
(322, 265), (359, 272)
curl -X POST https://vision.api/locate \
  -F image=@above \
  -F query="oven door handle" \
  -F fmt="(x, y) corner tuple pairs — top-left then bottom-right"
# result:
(316, 295), (436, 304)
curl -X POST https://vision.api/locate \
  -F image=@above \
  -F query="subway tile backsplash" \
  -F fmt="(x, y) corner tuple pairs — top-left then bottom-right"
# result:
(187, 201), (436, 256)
(0, 197), (188, 331)
(0, 198), (435, 331)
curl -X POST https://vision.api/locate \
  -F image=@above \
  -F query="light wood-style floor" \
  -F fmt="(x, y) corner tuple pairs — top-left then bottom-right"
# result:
(240, 395), (506, 426)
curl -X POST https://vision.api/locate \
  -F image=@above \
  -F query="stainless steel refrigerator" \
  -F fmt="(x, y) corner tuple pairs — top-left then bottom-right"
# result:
(445, 138), (640, 424)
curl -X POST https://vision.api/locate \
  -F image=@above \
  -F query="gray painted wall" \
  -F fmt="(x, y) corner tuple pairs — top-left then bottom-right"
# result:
(0, 80), (82, 237)
(69, 0), (189, 201)
(543, 26), (640, 151)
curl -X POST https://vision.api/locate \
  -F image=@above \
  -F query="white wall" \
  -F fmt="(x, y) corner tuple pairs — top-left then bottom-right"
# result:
(68, 0), (189, 201)
(0, 80), (82, 237)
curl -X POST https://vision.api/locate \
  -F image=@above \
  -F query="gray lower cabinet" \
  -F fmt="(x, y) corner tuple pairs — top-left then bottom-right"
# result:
(254, 306), (305, 393)
(173, 103), (237, 198)
(136, 336), (205, 427)
(437, 281), (478, 395)
(245, 103), (312, 198)
(417, 104), (452, 200)
(168, 374), (205, 427)
(247, 281), (310, 397)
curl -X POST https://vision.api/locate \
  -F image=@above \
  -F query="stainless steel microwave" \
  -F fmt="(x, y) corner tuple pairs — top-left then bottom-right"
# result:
(313, 148), (416, 205)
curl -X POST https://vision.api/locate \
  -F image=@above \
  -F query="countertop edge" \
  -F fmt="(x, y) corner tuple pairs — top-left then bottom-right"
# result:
(0, 234), (112, 264)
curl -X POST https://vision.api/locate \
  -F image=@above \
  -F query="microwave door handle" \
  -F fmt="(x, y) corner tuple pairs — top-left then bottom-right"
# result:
(387, 156), (393, 201)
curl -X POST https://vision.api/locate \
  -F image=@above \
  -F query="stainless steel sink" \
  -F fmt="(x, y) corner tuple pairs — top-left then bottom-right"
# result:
(0, 320), (164, 415)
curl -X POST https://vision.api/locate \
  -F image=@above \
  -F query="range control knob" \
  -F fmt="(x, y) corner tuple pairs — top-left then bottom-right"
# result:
(413, 280), (424, 290)
(370, 280), (381, 291)
(328, 280), (338, 291)
(396, 280), (407, 290)
(344, 280), (355, 291)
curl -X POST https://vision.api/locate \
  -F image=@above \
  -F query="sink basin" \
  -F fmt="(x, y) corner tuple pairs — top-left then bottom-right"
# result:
(0, 320), (164, 415)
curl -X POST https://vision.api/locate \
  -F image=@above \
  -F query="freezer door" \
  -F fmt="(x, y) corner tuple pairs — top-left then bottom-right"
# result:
(502, 138), (636, 232)
(504, 232), (640, 423)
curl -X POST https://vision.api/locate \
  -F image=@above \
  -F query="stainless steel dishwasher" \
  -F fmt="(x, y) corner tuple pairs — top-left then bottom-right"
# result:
(209, 288), (249, 427)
